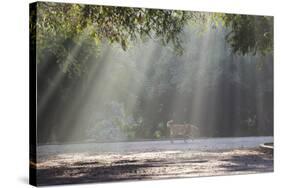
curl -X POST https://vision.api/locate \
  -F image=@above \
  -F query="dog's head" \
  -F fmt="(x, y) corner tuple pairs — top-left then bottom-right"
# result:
(167, 120), (174, 127)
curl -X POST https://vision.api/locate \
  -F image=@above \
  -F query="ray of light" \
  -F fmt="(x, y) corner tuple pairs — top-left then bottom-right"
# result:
(38, 26), (93, 115)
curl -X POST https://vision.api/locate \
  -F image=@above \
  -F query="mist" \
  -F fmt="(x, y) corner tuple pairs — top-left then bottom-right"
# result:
(37, 23), (273, 144)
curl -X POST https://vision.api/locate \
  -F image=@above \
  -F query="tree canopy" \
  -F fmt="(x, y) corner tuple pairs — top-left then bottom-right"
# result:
(34, 2), (198, 60)
(31, 2), (273, 76)
(220, 14), (273, 55)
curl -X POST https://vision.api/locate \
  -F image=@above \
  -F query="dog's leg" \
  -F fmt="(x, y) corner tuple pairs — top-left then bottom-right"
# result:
(183, 134), (187, 143)
(170, 133), (174, 144)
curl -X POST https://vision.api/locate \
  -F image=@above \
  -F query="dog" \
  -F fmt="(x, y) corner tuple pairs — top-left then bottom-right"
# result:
(167, 120), (199, 143)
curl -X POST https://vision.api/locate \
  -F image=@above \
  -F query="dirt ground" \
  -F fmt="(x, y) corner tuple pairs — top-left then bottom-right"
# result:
(34, 148), (273, 186)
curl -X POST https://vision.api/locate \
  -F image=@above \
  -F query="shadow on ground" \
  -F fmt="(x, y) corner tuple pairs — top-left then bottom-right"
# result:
(219, 153), (273, 172)
(36, 148), (273, 186)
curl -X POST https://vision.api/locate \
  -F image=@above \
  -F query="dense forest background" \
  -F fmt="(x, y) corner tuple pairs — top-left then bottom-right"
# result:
(32, 2), (273, 143)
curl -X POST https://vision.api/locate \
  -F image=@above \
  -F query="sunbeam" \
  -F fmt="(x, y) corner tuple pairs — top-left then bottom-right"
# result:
(32, 3), (274, 185)
(36, 7), (273, 144)
(38, 26), (94, 115)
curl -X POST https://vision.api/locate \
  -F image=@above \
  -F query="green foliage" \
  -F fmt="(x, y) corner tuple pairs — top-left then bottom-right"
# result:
(32, 2), (273, 77)
(218, 14), (273, 55)
(34, 2), (196, 68)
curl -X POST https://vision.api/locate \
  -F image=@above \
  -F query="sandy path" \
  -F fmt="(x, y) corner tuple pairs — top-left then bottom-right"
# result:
(35, 148), (273, 186)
